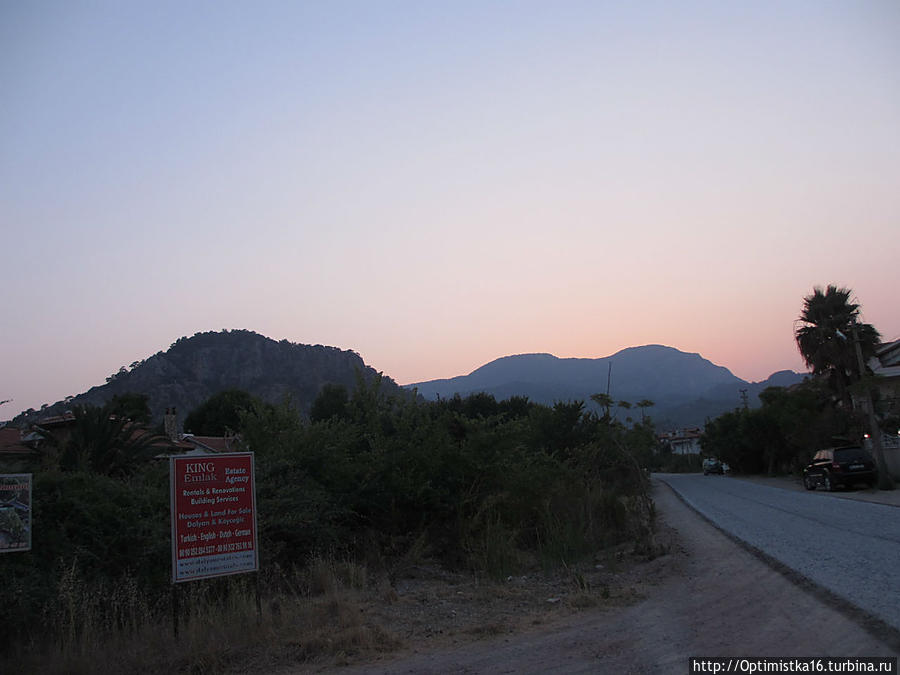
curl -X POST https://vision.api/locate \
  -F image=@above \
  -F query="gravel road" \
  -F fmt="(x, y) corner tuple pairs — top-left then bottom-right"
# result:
(656, 473), (900, 633)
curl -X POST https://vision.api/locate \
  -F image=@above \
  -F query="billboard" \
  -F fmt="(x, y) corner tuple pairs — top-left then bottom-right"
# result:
(0, 473), (32, 553)
(170, 453), (258, 583)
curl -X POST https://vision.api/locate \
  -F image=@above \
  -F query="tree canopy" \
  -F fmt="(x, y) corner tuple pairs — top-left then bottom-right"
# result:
(103, 392), (152, 424)
(42, 405), (161, 476)
(794, 284), (880, 406)
(183, 389), (267, 435)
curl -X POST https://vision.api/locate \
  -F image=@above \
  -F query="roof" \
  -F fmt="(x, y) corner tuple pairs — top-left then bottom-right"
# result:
(31, 412), (76, 428)
(152, 433), (244, 459)
(875, 340), (900, 368)
(0, 427), (38, 456)
(658, 427), (702, 441)
(182, 435), (243, 453)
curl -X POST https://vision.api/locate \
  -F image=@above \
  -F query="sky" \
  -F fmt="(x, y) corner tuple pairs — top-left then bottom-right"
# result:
(2, 1), (899, 417)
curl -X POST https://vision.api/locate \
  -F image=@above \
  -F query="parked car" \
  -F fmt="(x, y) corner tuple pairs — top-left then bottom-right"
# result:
(703, 457), (724, 475)
(803, 446), (877, 491)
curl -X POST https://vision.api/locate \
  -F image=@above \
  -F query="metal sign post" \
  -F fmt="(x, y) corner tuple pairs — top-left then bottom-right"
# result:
(169, 453), (260, 637)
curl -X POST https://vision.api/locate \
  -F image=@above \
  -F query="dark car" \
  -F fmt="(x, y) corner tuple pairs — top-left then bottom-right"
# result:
(703, 457), (724, 475)
(803, 446), (878, 491)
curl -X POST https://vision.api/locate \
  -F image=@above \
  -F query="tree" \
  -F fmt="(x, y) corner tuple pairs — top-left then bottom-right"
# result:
(42, 405), (161, 476)
(184, 389), (264, 435)
(794, 285), (880, 408)
(590, 393), (614, 422)
(636, 399), (655, 423)
(309, 383), (349, 423)
(794, 287), (893, 489)
(498, 395), (533, 420)
(103, 393), (152, 424)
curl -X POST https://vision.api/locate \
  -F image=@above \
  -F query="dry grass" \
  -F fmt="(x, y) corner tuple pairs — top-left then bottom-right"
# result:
(7, 557), (400, 675)
(5, 541), (673, 675)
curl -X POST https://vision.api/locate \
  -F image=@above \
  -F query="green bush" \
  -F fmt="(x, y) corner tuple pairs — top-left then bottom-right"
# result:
(4, 387), (661, 652)
(0, 464), (170, 649)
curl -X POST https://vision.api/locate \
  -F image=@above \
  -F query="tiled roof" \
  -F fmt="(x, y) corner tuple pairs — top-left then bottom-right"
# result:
(0, 427), (38, 455)
(31, 412), (76, 428)
(182, 435), (242, 453)
(658, 427), (702, 441)
(876, 340), (900, 368)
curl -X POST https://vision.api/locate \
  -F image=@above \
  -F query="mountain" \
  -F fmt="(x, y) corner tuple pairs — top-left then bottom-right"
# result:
(10, 330), (402, 428)
(406, 346), (805, 430)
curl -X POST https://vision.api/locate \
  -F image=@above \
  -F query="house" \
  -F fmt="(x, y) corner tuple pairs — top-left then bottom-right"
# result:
(0, 425), (41, 472)
(858, 340), (900, 478)
(856, 339), (900, 444)
(658, 427), (703, 455)
(153, 407), (245, 458)
(152, 433), (244, 458)
(2, 407), (244, 469)
(868, 339), (900, 421)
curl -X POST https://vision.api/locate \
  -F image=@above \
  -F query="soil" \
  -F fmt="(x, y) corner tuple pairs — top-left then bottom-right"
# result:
(280, 479), (899, 674)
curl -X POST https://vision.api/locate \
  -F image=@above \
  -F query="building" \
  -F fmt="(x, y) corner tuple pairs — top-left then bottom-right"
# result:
(658, 427), (703, 455)
(0, 425), (41, 472)
(1, 407), (245, 471)
(858, 340), (900, 478)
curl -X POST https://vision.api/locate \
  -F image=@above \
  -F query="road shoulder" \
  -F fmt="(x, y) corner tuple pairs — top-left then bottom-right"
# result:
(324, 480), (897, 674)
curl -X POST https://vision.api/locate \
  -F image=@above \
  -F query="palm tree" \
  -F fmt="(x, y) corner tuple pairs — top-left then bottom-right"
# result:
(636, 399), (655, 423)
(41, 405), (162, 476)
(794, 285), (880, 407)
(590, 393), (614, 422)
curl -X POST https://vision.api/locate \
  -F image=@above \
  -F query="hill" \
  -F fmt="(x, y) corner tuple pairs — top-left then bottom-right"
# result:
(406, 346), (805, 429)
(10, 330), (402, 428)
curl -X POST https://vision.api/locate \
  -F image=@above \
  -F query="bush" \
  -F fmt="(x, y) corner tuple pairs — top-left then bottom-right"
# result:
(4, 388), (661, 655)
(0, 464), (170, 650)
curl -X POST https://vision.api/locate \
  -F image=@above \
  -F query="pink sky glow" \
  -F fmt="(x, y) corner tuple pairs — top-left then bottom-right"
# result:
(2, 1), (899, 416)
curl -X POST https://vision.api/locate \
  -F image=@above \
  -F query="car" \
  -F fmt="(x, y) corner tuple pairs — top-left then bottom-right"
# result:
(802, 446), (878, 491)
(703, 457), (724, 475)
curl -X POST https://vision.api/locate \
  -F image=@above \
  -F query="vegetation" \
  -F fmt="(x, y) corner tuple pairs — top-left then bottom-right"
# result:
(0, 377), (661, 671)
(103, 392), (153, 425)
(183, 389), (269, 435)
(701, 379), (857, 474)
(794, 284), (880, 408)
(702, 285), (890, 479)
(38, 404), (163, 476)
(11, 329), (404, 430)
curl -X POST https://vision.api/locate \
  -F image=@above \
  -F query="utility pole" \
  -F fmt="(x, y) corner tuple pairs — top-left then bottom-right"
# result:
(851, 326), (894, 490)
(606, 362), (612, 419)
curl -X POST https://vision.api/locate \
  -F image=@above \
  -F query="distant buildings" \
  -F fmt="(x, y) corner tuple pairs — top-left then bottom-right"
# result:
(658, 427), (703, 455)
(0, 407), (243, 473)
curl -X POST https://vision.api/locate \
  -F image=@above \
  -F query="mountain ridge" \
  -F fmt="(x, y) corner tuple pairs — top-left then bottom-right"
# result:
(407, 346), (804, 429)
(9, 330), (402, 428)
(9, 337), (805, 432)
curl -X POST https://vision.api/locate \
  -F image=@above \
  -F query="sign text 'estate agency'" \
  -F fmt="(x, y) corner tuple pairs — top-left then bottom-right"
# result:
(170, 453), (258, 582)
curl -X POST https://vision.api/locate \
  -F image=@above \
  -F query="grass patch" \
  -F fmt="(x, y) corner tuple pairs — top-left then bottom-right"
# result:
(3, 556), (400, 675)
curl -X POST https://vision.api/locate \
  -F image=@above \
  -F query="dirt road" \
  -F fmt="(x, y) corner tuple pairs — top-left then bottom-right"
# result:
(333, 479), (898, 674)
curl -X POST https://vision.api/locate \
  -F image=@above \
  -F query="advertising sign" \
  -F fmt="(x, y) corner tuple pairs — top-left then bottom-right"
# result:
(0, 473), (32, 553)
(170, 453), (258, 583)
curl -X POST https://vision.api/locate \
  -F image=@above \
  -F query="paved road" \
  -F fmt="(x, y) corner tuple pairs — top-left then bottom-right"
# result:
(656, 473), (900, 632)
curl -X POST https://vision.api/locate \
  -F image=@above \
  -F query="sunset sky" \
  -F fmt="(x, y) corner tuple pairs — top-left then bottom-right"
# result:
(3, 1), (899, 417)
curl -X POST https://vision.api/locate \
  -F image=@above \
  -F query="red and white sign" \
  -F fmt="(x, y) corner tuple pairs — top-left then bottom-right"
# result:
(170, 453), (259, 583)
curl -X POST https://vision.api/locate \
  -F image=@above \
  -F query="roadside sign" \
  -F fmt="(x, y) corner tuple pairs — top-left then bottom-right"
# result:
(0, 473), (32, 553)
(170, 453), (258, 583)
